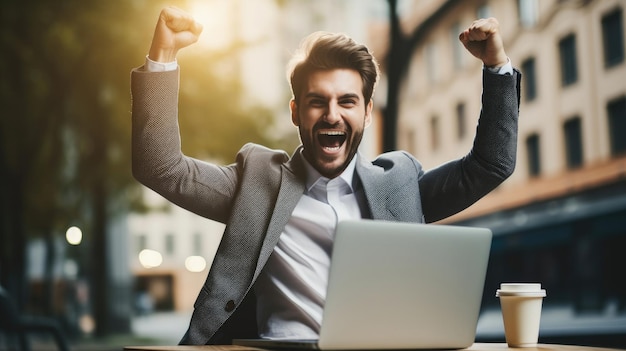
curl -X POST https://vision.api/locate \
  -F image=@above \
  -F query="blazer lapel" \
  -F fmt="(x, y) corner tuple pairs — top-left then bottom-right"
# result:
(253, 148), (306, 280)
(356, 153), (398, 221)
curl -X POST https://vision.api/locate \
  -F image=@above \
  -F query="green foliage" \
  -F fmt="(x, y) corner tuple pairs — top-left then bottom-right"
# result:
(0, 0), (295, 243)
(177, 51), (289, 162)
(0, 0), (299, 331)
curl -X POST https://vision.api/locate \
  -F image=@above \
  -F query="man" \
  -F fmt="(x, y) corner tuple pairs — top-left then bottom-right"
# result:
(131, 6), (520, 345)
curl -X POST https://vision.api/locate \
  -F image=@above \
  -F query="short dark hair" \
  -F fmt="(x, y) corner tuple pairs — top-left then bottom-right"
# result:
(287, 32), (380, 104)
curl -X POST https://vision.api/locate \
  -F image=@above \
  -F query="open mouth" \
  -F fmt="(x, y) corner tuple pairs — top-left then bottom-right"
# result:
(317, 130), (347, 151)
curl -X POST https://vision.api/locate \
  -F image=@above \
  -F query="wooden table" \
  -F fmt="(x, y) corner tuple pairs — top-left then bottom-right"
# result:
(124, 343), (623, 351)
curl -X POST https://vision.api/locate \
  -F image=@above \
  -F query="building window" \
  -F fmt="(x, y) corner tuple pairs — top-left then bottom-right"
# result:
(477, 3), (490, 19)
(430, 116), (440, 151)
(137, 235), (147, 254)
(193, 233), (203, 256)
(456, 102), (466, 139)
(559, 34), (578, 86)
(526, 133), (541, 177)
(608, 96), (626, 156)
(601, 8), (624, 68)
(426, 43), (438, 84)
(518, 0), (538, 28)
(521, 57), (537, 101)
(451, 22), (463, 70)
(564, 117), (583, 169)
(165, 234), (175, 256)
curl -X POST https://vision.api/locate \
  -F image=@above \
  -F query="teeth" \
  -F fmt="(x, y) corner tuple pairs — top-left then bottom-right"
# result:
(317, 130), (346, 152)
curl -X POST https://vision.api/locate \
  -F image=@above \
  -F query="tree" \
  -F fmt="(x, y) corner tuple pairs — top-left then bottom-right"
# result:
(0, 0), (295, 336)
(382, 0), (456, 152)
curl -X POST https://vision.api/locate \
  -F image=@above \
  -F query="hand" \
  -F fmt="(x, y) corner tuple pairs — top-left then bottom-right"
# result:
(459, 18), (508, 68)
(148, 6), (203, 63)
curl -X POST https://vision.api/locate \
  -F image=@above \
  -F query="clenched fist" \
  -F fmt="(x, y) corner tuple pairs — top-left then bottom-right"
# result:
(459, 17), (508, 68)
(149, 6), (203, 63)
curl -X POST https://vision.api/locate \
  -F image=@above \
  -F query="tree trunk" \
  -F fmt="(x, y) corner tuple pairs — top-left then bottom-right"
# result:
(383, 0), (455, 152)
(43, 231), (56, 316)
(383, 0), (404, 152)
(0, 170), (28, 309)
(90, 130), (110, 336)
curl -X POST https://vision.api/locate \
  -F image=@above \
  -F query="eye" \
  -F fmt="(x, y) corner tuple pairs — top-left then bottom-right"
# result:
(308, 99), (325, 107)
(340, 99), (357, 106)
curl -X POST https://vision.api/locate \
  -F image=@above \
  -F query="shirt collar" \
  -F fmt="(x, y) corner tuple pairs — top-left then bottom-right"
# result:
(301, 151), (357, 193)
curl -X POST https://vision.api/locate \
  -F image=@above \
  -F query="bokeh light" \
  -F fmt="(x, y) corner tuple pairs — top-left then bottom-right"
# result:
(185, 255), (207, 272)
(138, 249), (163, 268)
(66, 226), (83, 245)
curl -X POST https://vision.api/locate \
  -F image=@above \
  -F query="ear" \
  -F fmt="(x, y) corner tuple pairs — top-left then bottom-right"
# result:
(364, 99), (373, 128)
(290, 99), (299, 126)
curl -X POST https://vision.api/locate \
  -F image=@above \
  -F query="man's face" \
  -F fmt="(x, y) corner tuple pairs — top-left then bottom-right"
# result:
(291, 69), (372, 179)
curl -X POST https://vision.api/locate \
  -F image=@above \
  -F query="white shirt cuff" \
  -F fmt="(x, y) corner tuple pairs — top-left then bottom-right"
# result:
(145, 55), (178, 72)
(484, 58), (513, 75)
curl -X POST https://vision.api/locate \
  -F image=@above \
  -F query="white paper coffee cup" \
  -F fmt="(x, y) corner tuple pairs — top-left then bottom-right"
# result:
(496, 283), (546, 348)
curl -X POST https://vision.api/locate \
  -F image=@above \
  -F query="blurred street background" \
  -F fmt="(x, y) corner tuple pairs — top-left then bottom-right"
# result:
(2, 0), (625, 350)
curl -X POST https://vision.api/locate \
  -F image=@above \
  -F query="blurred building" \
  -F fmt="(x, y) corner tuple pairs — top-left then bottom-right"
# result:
(127, 188), (225, 312)
(378, 0), (625, 343)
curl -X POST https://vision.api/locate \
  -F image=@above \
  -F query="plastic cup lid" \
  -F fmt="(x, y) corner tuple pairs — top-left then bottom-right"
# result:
(495, 283), (546, 297)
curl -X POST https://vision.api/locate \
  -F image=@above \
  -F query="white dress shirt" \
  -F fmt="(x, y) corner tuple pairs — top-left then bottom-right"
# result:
(254, 153), (365, 339)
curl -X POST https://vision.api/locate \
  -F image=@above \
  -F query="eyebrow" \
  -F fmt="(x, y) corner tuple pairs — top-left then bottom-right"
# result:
(304, 92), (361, 101)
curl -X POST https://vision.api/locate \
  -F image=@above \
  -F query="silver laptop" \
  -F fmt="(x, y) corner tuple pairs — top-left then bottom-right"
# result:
(234, 219), (492, 350)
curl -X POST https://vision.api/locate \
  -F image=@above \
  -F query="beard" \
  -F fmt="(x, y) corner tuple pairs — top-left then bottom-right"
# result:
(299, 120), (364, 179)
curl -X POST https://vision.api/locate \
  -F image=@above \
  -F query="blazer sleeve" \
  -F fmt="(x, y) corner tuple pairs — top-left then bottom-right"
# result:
(130, 67), (239, 223)
(419, 69), (521, 223)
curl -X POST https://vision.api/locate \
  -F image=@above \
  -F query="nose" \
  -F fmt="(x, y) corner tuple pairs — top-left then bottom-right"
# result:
(323, 102), (341, 124)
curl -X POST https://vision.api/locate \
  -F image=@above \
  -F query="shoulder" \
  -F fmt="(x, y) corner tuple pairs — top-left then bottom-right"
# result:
(238, 143), (289, 162)
(358, 150), (424, 182)
(236, 143), (291, 173)
(371, 150), (422, 172)
(233, 143), (293, 193)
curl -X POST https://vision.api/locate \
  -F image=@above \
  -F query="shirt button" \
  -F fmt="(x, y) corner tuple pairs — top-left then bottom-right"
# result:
(225, 300), (236, 312)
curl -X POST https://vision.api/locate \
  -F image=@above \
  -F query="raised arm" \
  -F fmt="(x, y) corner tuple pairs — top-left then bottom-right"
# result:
(131, 8), (239, 223)
(419, 18), (520, 223)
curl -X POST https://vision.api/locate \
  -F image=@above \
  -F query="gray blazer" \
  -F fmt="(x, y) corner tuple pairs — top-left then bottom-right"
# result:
(131, 67), (521, 345)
